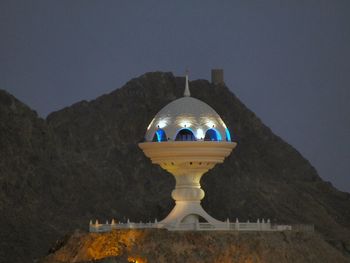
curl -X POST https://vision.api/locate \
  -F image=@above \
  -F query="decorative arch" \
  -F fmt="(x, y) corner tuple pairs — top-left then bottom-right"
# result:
(152, 129), (167, 142)
(181, 214), (209, 224)
(175, 128), (196, 141)
(204, 128), (222, 141)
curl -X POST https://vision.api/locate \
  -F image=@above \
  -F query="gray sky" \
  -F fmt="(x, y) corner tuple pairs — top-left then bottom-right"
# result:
(1, 0), (349, 192)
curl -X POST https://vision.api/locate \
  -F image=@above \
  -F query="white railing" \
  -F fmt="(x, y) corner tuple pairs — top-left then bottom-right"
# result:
(88, 218), (309, 233)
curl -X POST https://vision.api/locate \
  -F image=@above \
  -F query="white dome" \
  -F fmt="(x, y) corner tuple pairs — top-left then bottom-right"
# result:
(145, 96), (232, 142)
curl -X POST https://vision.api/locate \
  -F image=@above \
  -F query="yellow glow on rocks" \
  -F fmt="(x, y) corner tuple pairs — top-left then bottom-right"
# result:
(43, 229), (336, 263)
(48, 230), (146, 262)
(87, 230), (144, 260)
(128, 256), (147, 263)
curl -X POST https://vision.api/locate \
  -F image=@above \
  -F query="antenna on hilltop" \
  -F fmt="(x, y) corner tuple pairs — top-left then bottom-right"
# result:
(184, 69), (191, 97)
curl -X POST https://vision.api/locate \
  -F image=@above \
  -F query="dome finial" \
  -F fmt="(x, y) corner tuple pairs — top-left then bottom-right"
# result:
(184, 69), (191, 97)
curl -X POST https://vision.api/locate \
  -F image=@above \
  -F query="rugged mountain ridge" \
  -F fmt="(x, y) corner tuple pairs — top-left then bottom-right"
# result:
(0, 72), (349, 263)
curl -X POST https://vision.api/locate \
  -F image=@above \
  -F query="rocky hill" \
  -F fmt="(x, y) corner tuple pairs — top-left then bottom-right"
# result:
(40, 229), (350, 263)
(0, 72), (349, 263)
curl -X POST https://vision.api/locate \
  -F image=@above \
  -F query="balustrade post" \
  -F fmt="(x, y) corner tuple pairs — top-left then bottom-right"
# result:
(262, 218), (265, 230)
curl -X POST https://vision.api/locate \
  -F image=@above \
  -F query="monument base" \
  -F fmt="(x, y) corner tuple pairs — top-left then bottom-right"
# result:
(159, 201), (222, 229)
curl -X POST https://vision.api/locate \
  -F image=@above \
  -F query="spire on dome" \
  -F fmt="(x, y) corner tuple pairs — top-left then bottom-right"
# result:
(184, 70), (191, 97)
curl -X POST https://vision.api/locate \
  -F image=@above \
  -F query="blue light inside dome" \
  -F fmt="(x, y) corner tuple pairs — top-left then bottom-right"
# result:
(225, 128), (232, 141)
(156, 129), (166, 142)
(214, 129), (222, 141)
(204, 128), (222, 141)
(175, 128), (196, 141)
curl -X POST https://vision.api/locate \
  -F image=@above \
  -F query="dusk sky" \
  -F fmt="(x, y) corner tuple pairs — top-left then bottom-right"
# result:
(1, 1), (349, 192)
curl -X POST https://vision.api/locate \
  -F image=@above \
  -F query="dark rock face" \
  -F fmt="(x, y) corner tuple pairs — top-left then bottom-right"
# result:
(0, 72), (349, 263)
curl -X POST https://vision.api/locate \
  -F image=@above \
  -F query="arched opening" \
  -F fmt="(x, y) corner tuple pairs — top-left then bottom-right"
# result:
(180, 214), (213, 230)
(152, 129), (167, 142)
(181, 214), (210, 223)
(181, 214), (199, 224)
(175, 128), (196, 141)
(204, 129), (221, 141)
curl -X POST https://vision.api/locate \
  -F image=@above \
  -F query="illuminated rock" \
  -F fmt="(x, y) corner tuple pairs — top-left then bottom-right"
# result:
(41, 229), (350, 263)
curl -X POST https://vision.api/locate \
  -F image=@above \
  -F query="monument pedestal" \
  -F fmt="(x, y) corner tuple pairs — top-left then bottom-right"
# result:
(139, 141), (236, 229)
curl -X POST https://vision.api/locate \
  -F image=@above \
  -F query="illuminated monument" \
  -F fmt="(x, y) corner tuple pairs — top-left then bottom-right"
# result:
(89, 71), (293, 232)
(138, 73), (236, 228)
